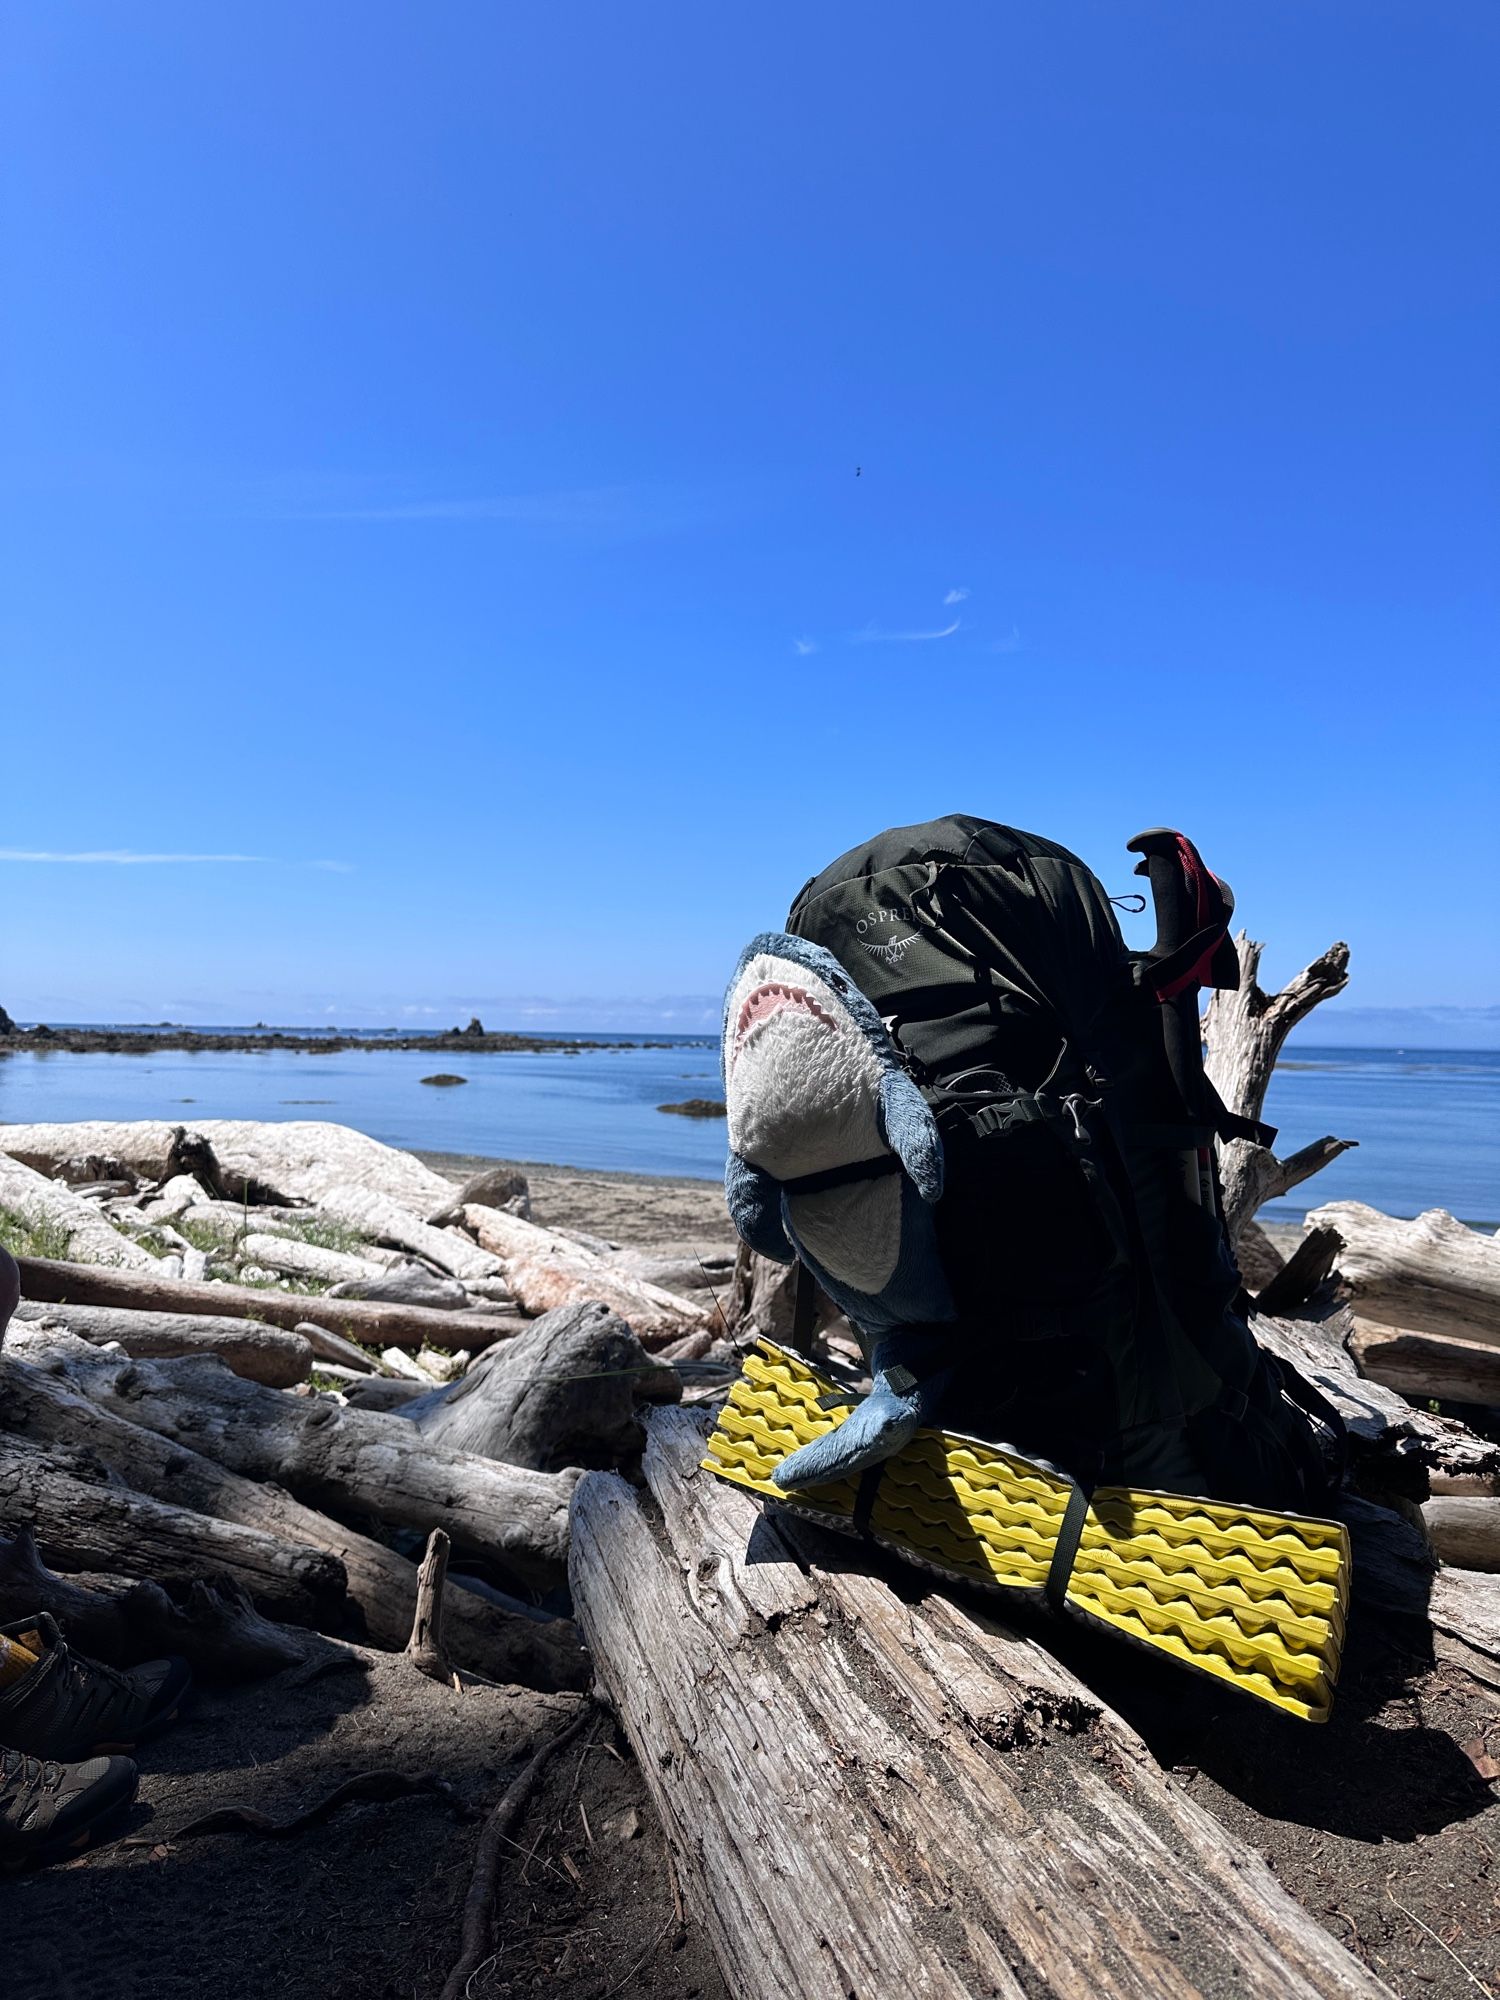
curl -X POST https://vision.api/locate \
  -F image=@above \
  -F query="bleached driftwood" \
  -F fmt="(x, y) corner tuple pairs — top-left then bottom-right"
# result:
(0, 1153), (156, 1270)
(14, 1253), (526, 1353)
(3, 1338), (585, 1688)
(571, 1407), (1393, 2000)
(2, 1119), (457, 1214)
(1349, 1318), (1500, 1410)
(0, 1527), (322, 1681)
(1421, 1498), (1500, 1573)
(7, 1327), (578, 1588)
(463, 1204), (712, 1347)
(12, 1299), (313, 1387)
(1307, 1202), (1500, 1345)
(1251, 1306), (1500, 1492)
(401, 1300), (680, 1470)
(1201, 934), (1354, 1251)
(317, 1183), (503, 1282)
(238, 1231), (394, 1287)
(0, 1431), (347, 1623)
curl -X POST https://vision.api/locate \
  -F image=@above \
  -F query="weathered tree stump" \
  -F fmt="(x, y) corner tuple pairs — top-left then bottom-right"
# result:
(571, 1407), (1393, 2000)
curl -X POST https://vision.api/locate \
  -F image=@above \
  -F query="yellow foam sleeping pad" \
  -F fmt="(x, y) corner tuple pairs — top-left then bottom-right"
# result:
(702, 1340), (1351, 1723)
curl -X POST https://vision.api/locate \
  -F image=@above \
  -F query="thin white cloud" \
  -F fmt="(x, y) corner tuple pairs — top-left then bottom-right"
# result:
(943, 587), (970, 605)
(792, 637), (819, 656)
(0, 849), (265, 865)
(852, 619), (961, 645)
(0, 850), (353, 870)
(989, 625), (1022, 655)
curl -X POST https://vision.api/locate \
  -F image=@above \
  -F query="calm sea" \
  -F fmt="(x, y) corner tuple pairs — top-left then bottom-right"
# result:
(0, 1038), (1494, 1227)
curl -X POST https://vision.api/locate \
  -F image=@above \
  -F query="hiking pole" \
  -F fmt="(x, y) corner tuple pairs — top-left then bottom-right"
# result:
(1126, 828), (1217, 1213)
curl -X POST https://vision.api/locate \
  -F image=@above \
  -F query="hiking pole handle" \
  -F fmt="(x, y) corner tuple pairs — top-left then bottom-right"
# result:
(1126, 828), (1195, 960)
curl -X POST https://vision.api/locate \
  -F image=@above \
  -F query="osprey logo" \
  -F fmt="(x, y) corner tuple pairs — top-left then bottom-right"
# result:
(860, 931), (919, 968)
(855, 904), (919, 970)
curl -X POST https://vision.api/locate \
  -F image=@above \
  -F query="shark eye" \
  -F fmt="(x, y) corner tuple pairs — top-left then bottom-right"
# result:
(827, 974), (848, 995)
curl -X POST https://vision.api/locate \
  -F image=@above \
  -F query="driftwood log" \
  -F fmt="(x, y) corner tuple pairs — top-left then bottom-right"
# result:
(0, 1152), (156, 1270)
(1349, 1318), (1500, 1411)
(463, 1204), (712, 1347)
(14, 1253), (528, 1353)
(400, 1299), (681, 1470)
(12, 1299), (313, 1387)
(2, 1338), (586, 1688)
(317, 1182), (503, 1282)
(6, 1327), (578, 1588)
(0, 1527), (325, 1680)
(1307, 1201), (1500, 1345)
(572, 1407), (1394, 2000)
(2, 1118), (457, 1214)
(1201, 933), (1354, 1252)
(237, 1232), (393, 1287)
(1421, 1497), (1500, 1573)
(0, 1431), (347, 1622)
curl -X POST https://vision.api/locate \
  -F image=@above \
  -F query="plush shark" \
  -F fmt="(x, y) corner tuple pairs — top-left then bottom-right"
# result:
(722, 931), (958, 1490)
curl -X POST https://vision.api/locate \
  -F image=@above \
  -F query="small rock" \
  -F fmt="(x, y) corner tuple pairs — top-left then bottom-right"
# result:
(657, 1099), (726, 1119)
(609, 1806), (643, 1843)
(420, 1073), (468, 1087)
(238, 1264), (278, 1284)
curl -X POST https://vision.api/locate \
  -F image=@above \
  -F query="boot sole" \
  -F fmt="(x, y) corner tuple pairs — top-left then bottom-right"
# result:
(1, 1791), (135, 1871)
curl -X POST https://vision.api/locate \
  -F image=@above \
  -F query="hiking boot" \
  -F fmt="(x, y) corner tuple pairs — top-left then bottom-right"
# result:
(0, 1615), (191, 1760)
(0, 1746), (138, 1867)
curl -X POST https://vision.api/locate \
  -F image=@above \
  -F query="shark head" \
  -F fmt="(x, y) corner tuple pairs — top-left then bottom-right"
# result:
(722, 932), (943, 1201)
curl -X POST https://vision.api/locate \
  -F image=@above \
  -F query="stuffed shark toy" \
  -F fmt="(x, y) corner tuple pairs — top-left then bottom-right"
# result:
(722, 932), (958, 1491)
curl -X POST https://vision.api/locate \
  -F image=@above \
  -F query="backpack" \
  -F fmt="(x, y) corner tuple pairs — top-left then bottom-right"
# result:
(784, 814), (1346, 1512)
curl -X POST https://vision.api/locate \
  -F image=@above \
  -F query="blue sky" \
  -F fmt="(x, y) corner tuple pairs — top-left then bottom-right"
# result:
(3, 3), (1496, 1038)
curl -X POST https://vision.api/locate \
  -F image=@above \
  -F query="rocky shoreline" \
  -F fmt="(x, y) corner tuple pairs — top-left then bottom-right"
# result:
(0, 1016), (691, 1058)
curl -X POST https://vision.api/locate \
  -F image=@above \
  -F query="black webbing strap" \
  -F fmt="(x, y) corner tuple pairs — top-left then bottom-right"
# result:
(789, 1260), (818, 1357)
(852, 1461), (885, 1537)
(781, 1153), (903, 1198)
(1045, 1478), (1092, 1618)
(1201, 1074), (1277, 1150)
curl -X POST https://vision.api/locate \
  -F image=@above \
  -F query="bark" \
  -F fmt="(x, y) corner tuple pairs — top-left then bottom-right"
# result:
(1307, 1201), (1500, 1345)
(0, 1431), (348, 1623)
(1349, 1319), (1500, 1410)
(463, 1204), (712, 1347)
(12, 1299), (313, 1387)
(0, 1527), (322, 1680)
(1, 1118), (457, 1215)
(2, 1340), (586, 1689)
(316, 1182), (504, 1282)
(6, 1326), (579, 1589)
(1201, 934), (1354, 1251)
(14, 1253), (528, 1353)
(400, 1300), (681, 1470)
(0, 1152), (156, 1270)
(570, 1406), (1393, 2000)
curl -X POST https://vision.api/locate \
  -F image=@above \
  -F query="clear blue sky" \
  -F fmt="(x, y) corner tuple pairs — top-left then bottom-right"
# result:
(3, 3), (1495, 1036)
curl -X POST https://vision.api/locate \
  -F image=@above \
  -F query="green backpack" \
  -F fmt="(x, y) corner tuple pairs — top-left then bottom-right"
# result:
(785, 813), (1345, 1510)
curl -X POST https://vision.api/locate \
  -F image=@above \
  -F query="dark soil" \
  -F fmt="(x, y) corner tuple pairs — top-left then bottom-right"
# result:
(6, 1650), (728, 2000)
(1019, 1584), (1500, 1998)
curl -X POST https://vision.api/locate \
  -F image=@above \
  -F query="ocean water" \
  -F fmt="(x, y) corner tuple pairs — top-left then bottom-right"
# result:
(0, 1040), (1494, 1226)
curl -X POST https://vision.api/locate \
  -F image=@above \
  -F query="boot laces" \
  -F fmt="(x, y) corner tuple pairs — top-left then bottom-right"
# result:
(58, 1641), (135, 1720)
(0, 1746), (63, 1792)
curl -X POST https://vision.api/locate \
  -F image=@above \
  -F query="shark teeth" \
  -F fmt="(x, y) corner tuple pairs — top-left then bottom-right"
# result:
(733, 981), (839, 1051)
